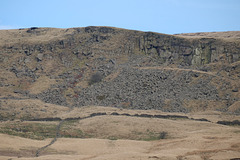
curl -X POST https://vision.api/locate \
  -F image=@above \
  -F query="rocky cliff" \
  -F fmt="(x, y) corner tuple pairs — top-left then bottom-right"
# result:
(0, 26), (239, 114)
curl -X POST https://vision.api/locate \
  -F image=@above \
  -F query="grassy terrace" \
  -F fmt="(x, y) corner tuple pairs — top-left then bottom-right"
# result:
(0, 120), (169, 141)
(0, 121), (88, 140)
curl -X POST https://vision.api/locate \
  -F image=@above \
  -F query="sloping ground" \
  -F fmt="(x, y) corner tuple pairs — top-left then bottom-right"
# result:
(175, 31), (240, 42)
(0, 106), (240, 160)
(0, 27), (240, 160)
(0, 26), (239, 113)
(73, 65), (239, 113)
(0, 99), (69, 120)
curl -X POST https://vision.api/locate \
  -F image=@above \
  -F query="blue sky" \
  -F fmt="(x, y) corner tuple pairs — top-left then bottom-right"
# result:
(0, 0), (239, 34)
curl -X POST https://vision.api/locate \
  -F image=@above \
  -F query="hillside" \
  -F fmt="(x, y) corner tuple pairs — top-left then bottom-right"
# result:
(0, 26), (239, 114)
(0, 106), (240, 159)
(0, 27), (240, 159)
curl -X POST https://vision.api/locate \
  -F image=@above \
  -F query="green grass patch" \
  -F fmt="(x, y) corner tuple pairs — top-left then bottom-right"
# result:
(0, 122), (57, 140)
(108, 136), (118, 140)
(0, 120), (92, 140)
(142, 131), (168, 141)
(60, 120), (92, 138)
(0, 120), (169, 141)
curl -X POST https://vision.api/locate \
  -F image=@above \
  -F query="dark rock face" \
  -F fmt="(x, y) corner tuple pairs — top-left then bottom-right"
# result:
(136, 33), (239, 65)
(0, 27), (239, 113)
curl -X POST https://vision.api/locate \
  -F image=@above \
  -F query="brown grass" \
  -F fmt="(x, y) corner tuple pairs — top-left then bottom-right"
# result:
(29, 76), (56, 94)
(0, 99), (69, 120)
(1, 106), (240, 159)
(175, 31), (240, 42)
(0, 27), (240, 160)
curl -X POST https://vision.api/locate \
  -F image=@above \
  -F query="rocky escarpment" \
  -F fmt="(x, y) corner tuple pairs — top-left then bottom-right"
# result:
(0, 26), (239, 113)
(1, 27), (239, 67)
(138, 32), (239, 65)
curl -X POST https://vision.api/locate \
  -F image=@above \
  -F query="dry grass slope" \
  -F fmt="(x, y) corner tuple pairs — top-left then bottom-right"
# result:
(0, 106), (240, 160)
(0, 27), (240, 160)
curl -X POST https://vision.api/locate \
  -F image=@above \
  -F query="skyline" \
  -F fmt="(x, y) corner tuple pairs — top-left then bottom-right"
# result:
(0, 0), (240, 34)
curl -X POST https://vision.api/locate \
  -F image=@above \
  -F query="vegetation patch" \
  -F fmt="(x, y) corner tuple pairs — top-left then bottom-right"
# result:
(0, 120), (92, 140)
(131, 130), (169, 141)
(143, 131), (168, 141)
(96, 95), (106, 100)
(0, 122), (57, 140)
(108, 136), (118, 140)
(88, 72), (103, 85)
(60, 120), (92, 138)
